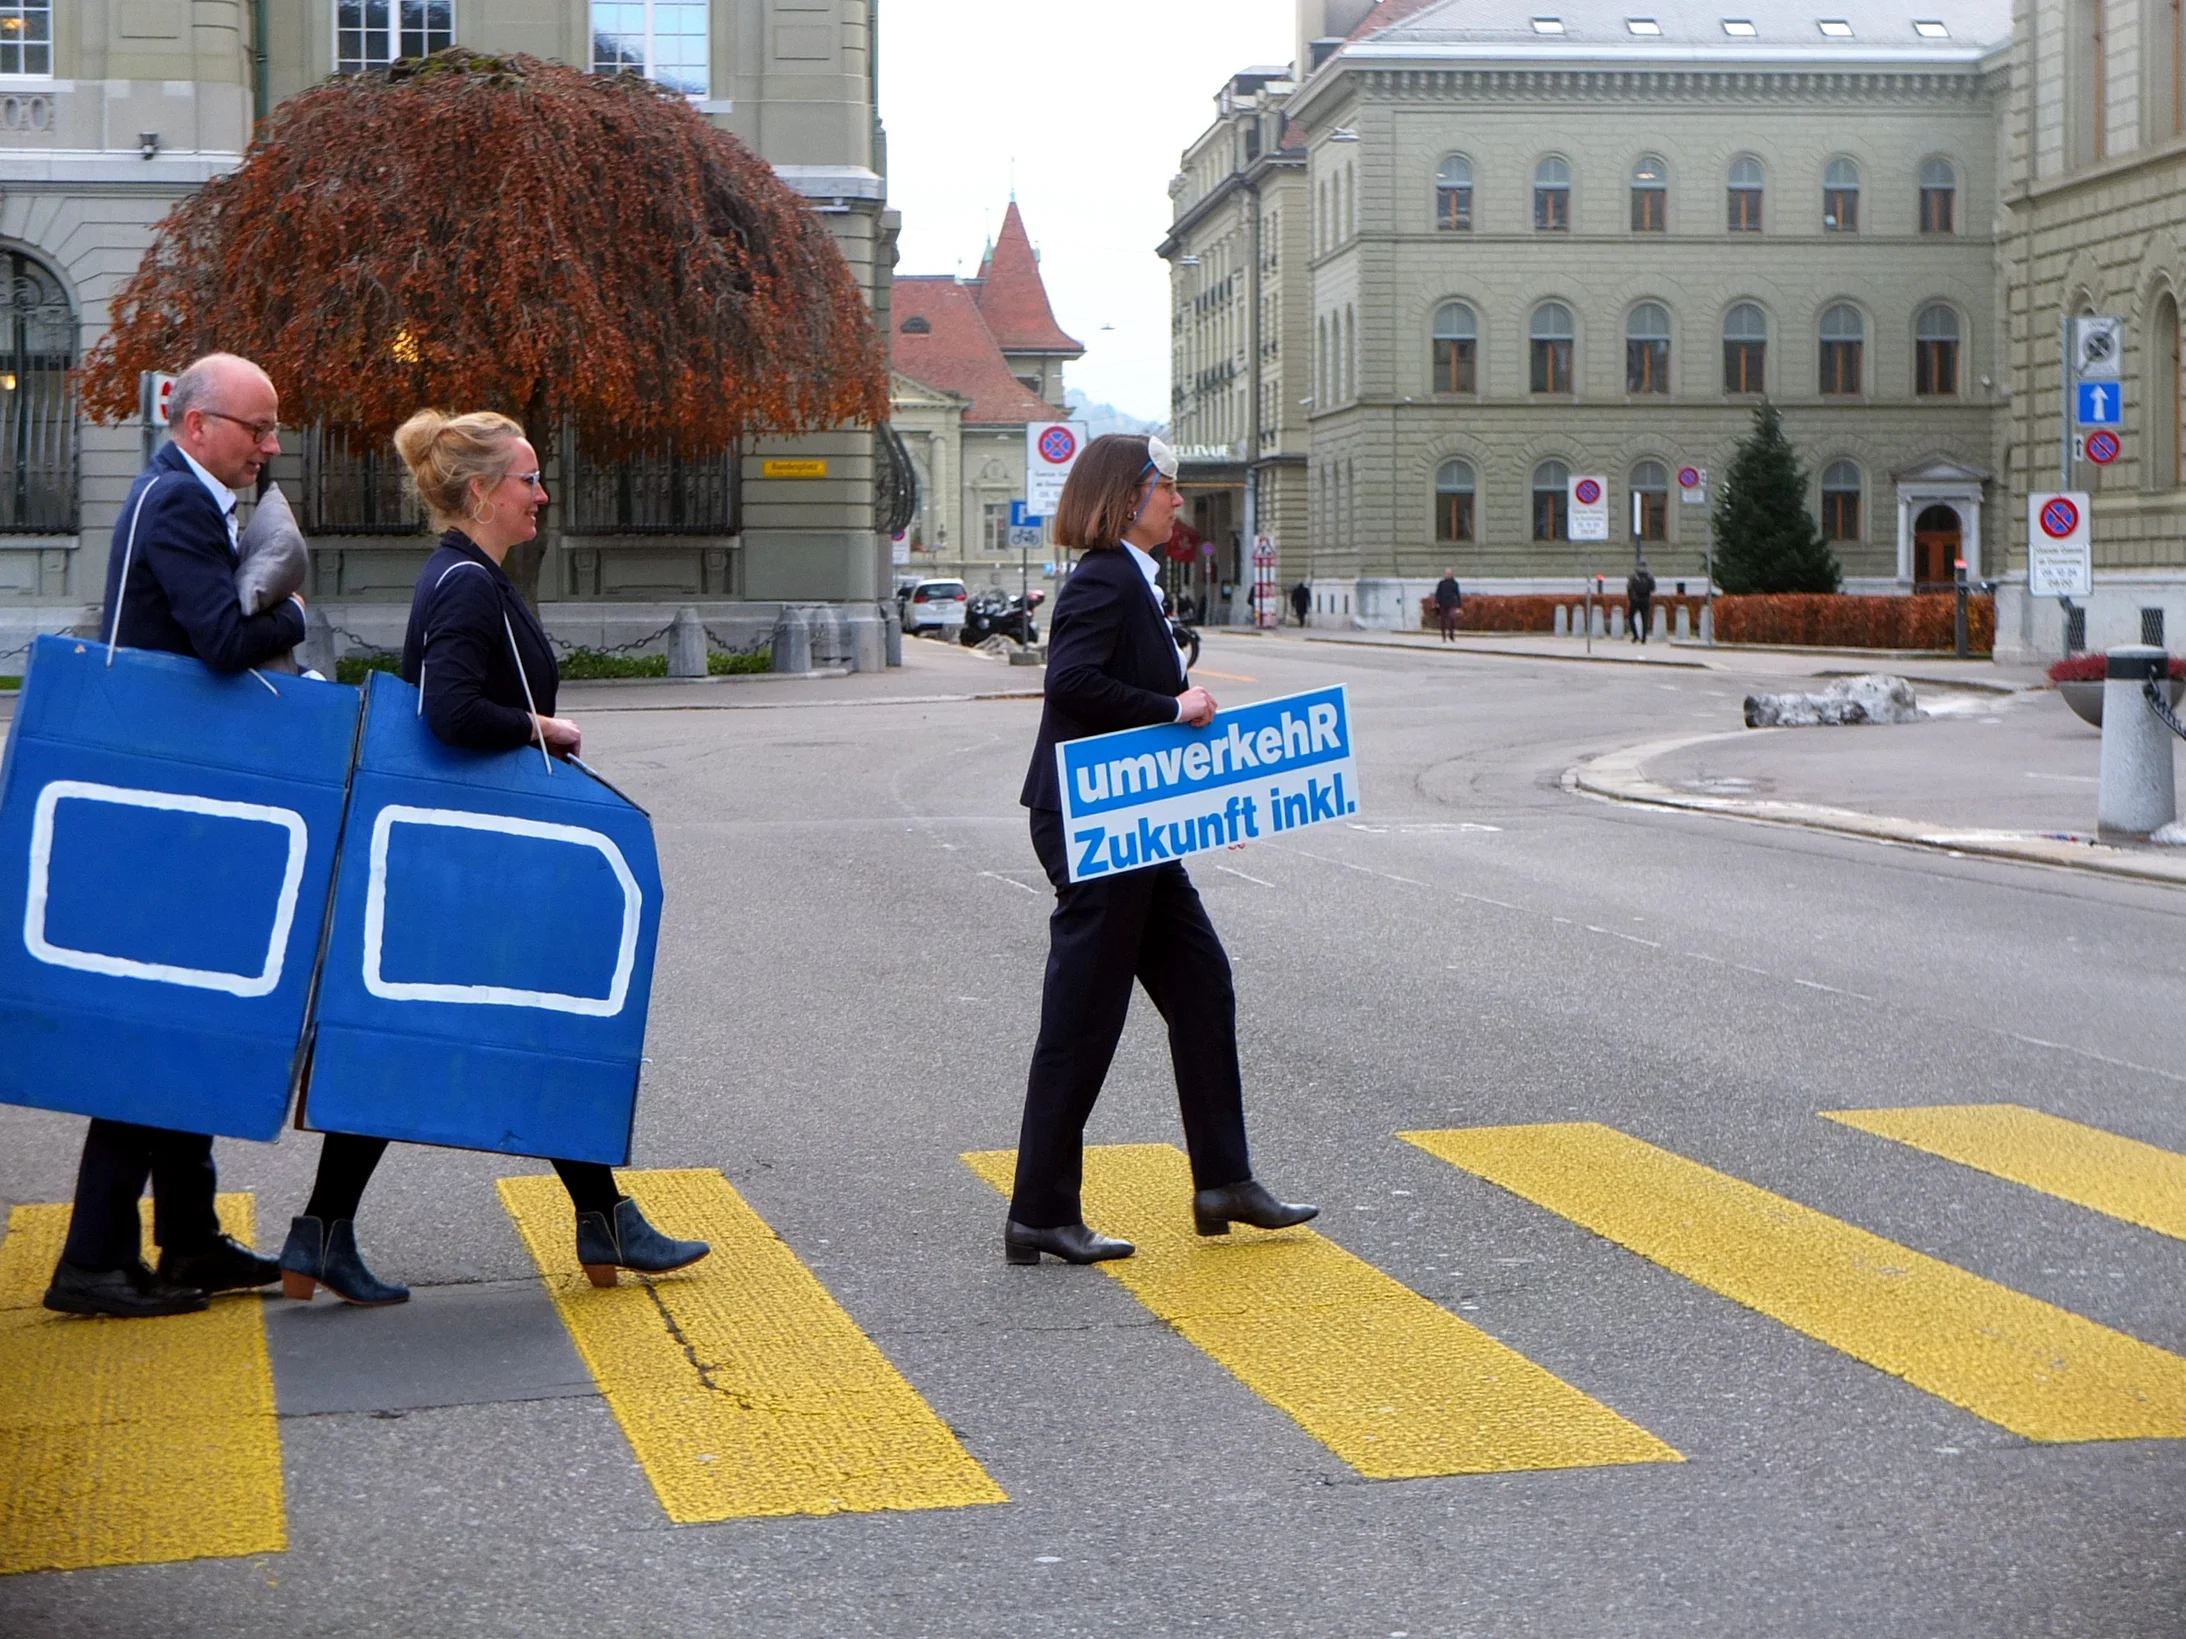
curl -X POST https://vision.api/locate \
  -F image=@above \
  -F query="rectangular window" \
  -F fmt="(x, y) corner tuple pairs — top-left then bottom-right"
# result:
(564, 440), (738, 535)
(1532, 488), (1568, 540)
(1820, 339), (1862, 395)
(1631, 189), (1665, 232)
(337, 0), (452, 73)
(593, 0), (710, 97)
(1434, 338), (1476, 394)
(1919, 186), (1955, 233)
(1632, 491), (1667, 540)
(1822, 490), (1860, 541)
(1915, 338), (1959, 396)
(1727, 188), (1762, 231)
(0, 0), (51, 75)
(1535, 187), (1570, 231)
(1438, 186), (1473, 230)
(1531, 339), (1572, 393)
(1436, 493), (1474, 542)
(1627, 339), (1669, 393)
(1822, 188), (1858, 232)
(1724, 339), (1765, 392)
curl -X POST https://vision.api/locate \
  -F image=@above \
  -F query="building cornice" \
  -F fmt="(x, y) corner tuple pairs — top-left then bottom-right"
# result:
(1159, 150), (1306, 259)
(0, 150), (242, 189)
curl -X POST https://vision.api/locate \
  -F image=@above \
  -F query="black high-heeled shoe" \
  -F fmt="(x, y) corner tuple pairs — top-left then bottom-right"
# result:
(1191, 1179), (1318, 1237)
(1004, 1219), (1134, 1266)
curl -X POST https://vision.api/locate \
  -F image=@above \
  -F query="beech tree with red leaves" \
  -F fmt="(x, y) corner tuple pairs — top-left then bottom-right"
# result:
(80, 48), (889, 601)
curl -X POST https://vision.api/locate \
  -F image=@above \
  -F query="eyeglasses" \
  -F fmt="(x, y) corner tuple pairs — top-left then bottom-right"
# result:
(196, 409), (280, 442)
(505, 471), (545, 491)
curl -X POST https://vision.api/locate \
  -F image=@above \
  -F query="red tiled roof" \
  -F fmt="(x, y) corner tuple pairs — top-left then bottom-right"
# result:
(1350, 0), (1448, 39)
(972, 202), (1083, 356)
(889, 276), (1061, 425)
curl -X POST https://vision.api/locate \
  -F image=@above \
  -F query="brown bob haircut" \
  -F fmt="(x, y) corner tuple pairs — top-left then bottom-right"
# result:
(1052, 433), (1160, 549)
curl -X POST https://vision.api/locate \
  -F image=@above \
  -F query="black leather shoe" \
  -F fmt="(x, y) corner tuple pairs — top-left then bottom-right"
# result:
(1192, 1179), (1319, 1237)
(43, 1259), (208, 1318)
(1004, 1219), (1134, 1266)
(159, 1232), (280, 1293)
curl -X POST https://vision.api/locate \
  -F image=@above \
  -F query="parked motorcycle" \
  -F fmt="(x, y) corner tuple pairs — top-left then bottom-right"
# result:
(961, 588), (1045, 647)
(1168, 611), (1201, 672)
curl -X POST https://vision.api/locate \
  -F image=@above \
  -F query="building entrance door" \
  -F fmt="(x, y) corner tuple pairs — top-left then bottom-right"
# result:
(1912, 504), (1962, 589)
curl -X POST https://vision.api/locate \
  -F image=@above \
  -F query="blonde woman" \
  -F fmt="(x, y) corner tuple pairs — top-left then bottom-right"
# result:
(279, 410), (708, 1304)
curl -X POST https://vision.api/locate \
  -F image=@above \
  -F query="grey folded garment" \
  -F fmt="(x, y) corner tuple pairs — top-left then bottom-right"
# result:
(235, 483), (308, 674)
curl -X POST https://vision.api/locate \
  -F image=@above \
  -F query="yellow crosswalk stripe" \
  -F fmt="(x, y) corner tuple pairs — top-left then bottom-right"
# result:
(499, 1168), (1005, 1522)
(961, 1143), (1680, 1478)
(1825, 1104), (2186, 1242)
(0, 1194), (286, 1575)
(1404, 1123), (2186, 1444)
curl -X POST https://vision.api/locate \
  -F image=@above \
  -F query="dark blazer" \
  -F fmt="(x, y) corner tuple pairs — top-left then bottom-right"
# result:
(401, 530), (559, 752)
(1433, 576), (1464, 610)
(1020, 546), (1185, 810)
(98, 442), (305, 671)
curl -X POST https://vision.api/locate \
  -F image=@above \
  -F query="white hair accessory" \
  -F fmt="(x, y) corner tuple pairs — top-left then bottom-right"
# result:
(1145, 436), (1179, 479)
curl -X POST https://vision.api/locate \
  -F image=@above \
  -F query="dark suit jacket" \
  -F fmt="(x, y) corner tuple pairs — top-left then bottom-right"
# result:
(1020, 546), (1185, 810)
(401, 530), (559, 752)
(98, 442), (305, 670)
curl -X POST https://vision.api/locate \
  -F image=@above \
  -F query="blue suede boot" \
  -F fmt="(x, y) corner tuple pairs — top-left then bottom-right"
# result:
(279, 1216), (409, 1306)
(575, 1197), (710, 1287)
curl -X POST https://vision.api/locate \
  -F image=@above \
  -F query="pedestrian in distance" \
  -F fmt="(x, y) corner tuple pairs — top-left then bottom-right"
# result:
(1432, 569), (1464, 643)
(1290, 580), (1310, 627)
(1627, 559), (1656, 645)
(1004, 433), (1317, 1266)
(279, 409), (709, 1305)
(43, 353), (298, 1318)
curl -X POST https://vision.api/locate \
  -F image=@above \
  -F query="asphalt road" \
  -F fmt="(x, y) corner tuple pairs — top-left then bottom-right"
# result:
(4, 632), (2184, 1638)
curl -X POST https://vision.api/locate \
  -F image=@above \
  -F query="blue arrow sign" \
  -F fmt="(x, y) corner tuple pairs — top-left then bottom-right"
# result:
(2077, 381), (2123, 426)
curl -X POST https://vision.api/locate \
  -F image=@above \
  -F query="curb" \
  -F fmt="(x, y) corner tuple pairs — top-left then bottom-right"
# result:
(1302, 634), (1713, 671)
(1567, 729), (2186, 889)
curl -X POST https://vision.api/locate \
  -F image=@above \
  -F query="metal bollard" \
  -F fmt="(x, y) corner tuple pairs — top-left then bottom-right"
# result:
(667, 607), (708, 678)
(2097, 645), (2177, 836)
(1553, 605), (1568, 636)
(770, 605), (812, 674)
(882, 600), (903, 668)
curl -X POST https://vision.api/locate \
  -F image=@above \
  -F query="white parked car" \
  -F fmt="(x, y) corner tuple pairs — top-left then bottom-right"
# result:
(902, 579), (969, 635)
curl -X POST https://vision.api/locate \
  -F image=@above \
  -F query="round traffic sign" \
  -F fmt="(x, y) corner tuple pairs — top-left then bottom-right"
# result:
(1676, 466), (1701, 490)
(1573, 478), (1603, 506)
(2039, 497), (2082, 539)
(1252, 546), (1275, 566)
(1037, 426), (1077, 464)
(2085, 429), (2121, 465)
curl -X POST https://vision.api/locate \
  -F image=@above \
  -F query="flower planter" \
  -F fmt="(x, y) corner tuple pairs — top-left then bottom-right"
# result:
(2058, 678), (2185, 727)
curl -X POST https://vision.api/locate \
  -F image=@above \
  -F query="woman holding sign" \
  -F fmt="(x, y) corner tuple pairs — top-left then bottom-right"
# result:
(1004, 433), (1316, 1266)
(279, 410), (709, 1305)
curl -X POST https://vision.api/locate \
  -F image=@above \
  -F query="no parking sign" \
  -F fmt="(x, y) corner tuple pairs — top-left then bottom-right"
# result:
(1569, 474), (1609, 541)
(2027, 491), (2091, 598)
(1026, 421), (1087, 514)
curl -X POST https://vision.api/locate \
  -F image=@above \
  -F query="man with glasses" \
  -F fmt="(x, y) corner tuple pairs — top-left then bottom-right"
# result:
(44, 352), (302, 1317)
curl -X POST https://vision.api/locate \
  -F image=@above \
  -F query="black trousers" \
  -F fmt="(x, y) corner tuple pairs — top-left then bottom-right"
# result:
(303, 1133), (620, 1224)
(1009, 807), (1252, 1227)
(1630, 601), (1651, 641)
(59, 1118), (222, 1270)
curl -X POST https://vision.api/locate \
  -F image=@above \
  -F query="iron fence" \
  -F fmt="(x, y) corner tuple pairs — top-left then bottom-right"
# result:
(303, 425), (424, 535)
(877, 422), (918, 537)
(0, 251), (76, 534)
(563, 437), (737, 536)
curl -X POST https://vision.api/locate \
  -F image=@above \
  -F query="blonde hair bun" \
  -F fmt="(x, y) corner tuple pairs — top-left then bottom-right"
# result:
(393, 408), (525, 531)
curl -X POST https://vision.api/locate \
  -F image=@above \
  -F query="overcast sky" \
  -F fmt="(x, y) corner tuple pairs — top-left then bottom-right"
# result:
(877, 2), (1296, 424)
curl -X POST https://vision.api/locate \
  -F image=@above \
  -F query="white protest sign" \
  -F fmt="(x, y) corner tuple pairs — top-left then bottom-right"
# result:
(2027, 492), (2091, 598)
(1056, 685), (1358, 882)
(1569, 475), (1609, 541)
(1026, 421), (1088, 515)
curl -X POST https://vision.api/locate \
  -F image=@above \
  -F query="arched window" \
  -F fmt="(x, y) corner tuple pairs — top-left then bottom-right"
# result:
(1819, 303), (1864, 395)
(1723, 302), (1767, 392)
(1532, 459), (1570, 540)
(1630, 153), (1667, 231)
(2154, 293), (2182, 490)
(1728, 156), (1764, 231)
(1437, 155), (1474, 230)
(1919, 158), (1957, 233)
(1821, 459), (1862, 542)
(1823, 157), (1861, 231)
(1535, 155), (1571, 231)
(1626, 302), (1671, 393)
(0, 248), (77, 532)
(1915, 304), (1960, 396)
(1435, 459), (1476, 541)
(1630, 459), (1669, 541)
(1432, 301), (1478, 393)
(1531, 302), (1574, 393)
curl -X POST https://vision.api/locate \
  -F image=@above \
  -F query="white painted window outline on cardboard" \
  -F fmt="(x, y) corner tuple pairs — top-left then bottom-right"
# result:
(362, 804), (641, 1017)
(24, 780), (308, 997)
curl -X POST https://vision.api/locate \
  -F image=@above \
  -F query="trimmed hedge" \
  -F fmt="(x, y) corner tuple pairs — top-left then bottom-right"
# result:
(2048, 653), (2186, 682)
(1417, 591), (1994, 652)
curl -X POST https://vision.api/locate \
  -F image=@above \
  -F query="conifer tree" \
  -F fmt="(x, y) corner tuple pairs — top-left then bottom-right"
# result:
(1710, 402), (1841, 594)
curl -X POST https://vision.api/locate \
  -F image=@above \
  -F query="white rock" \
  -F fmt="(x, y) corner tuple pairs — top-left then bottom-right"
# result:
(1744, 674), (1920, 728)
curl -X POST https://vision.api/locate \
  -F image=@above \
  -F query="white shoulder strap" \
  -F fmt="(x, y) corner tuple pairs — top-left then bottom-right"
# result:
(104, 473), (170, 668)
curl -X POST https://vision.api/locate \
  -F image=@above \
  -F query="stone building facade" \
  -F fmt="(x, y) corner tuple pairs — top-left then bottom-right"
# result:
(1160, 67), (1313, 622)
(1991, 0), (2186, 659)
(1177, 0), (2016, 626)
(0, 0), (897, 662)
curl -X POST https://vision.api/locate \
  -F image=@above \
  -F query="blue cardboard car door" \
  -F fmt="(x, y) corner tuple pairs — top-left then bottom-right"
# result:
(0, 636), (361, 1139)
(303, 672), (664, 1165)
